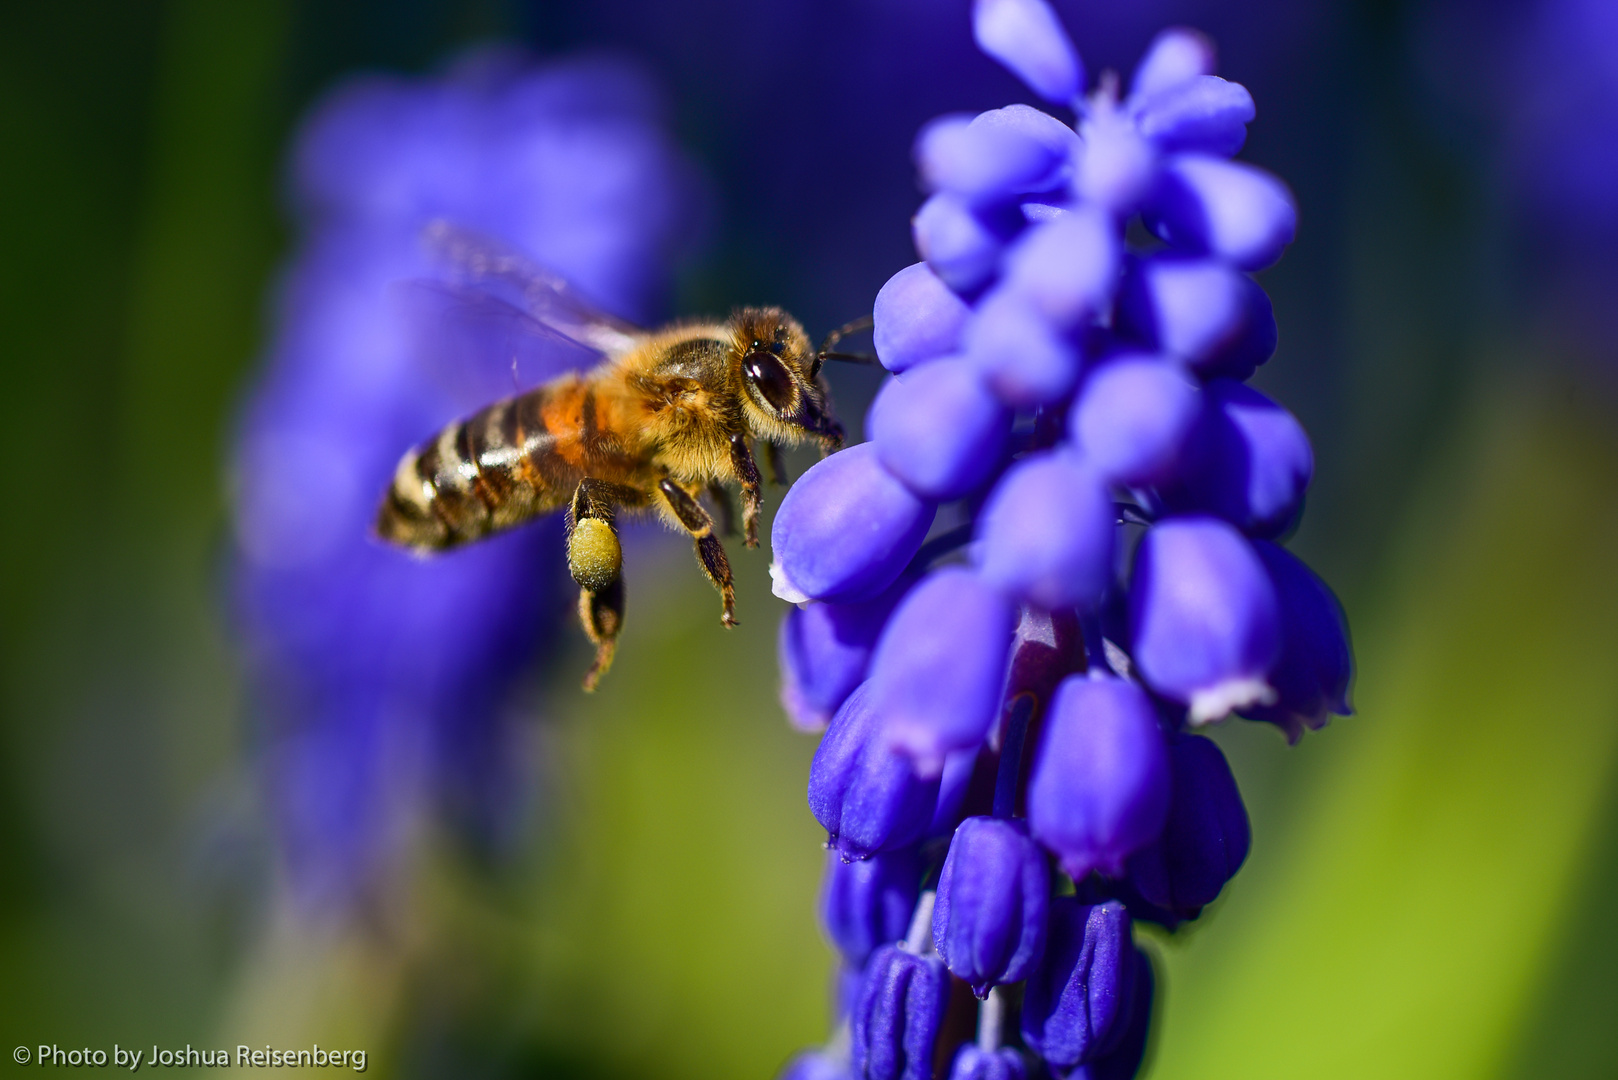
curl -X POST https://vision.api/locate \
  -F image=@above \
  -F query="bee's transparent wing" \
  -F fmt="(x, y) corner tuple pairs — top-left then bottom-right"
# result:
(423, 220), (645, 358)
(392, 279), (609, 413)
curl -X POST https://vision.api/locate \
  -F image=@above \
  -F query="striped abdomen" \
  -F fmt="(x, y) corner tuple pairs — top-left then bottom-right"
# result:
(376, 378), (621, 552)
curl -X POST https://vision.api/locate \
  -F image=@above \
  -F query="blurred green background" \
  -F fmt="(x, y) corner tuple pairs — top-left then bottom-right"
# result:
(3, 0), (1616, 1078)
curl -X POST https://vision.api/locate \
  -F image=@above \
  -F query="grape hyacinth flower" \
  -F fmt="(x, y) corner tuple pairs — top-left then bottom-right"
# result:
(232, 48), (700, 909)
(775, 2), (1351, 1076)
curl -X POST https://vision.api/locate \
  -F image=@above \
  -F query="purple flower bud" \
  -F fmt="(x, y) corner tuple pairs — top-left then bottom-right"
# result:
(870, 359), (1012, 500)
(916, 109), (1071, 204)
(779, 1049), (853, 1080)
(1020, 899), (1135, 1069)
(874, 263), (973, 373)
(1065, 949), (1154, 1080)
(1027, 676), (1171, 880)
(1115, 254), (1274, 372)
(1128, 517), (1281, 723)
(1000, 205), (1121, 330)
(963, 288), (1082, 407)
(780, 579), (912, 733)
(1128, 28), (1216, 101)
(853, 944), (952, 1080)
(1134, 77), (1255, 157)
(932, 816), (1051, 996)
(810, 681), (943, 859)
(822, 846), (924, 967)
(914, 192), (1022, 295)
(1068, 354), (1201, 486)
(1143, 155), (1296, 270)
(1124, 734), (1250, 922)
(1192, 277), (1277, 382)
(1240, 541), (1354, 741)
(981, 103), (1083, 168)
(870, 567), (1019, 777)
(948, 1046), (1028, 1080)
(976, 451), (1116, 611)
(1072, 108), (1159, 213)
(772, 443), (937, 604)
(972, 0), (1084, 105)
(1161, 381), (1313, 538)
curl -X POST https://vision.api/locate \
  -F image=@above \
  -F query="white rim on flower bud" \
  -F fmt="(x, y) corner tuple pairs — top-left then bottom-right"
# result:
(769, 560), (813, 604)
(1188, 676), (1277, 725)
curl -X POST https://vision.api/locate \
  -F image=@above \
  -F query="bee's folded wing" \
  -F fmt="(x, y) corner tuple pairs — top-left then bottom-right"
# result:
(391, 278), (607, 412)
(421, 219), (645, 356)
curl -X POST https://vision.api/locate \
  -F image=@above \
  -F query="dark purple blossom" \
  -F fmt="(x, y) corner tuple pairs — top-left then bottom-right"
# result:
(809, 681), (942, 860)
(232, 49), (699, 909)
(779, 576), (913, 733)
(1020, 899), (1135, 1069)
(933, 816), (1051, 996)
(853, 943), (952, 1080)
(781, 4), (1345, 1076)
(1027, 675), (1171, 881)
(1160, 380), (1313, 537)
(1240, 540), (1354, 741)
(1123, 734), (1250, 924)
(822, 846), (924, 968)
(1065, 949), (1155, 1080)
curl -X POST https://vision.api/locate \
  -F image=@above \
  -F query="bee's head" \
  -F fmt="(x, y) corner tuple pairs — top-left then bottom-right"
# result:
(731, 307), (842, 450)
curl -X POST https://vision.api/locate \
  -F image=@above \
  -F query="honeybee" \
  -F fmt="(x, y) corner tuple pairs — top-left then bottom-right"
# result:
(376, 223), (865, 690)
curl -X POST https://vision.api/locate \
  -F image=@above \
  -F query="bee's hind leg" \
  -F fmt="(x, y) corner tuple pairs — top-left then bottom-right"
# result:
(577, 579), (624, 692)
(657, 477), (737, 627)
(568, 479), (637, 691)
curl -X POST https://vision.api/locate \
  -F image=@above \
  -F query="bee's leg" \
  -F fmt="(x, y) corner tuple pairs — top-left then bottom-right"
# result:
(577, 579), (624, 692)
(705, 481), (738, 539)
(764, 440), (789, 487)
(728, 433), (763, 548)
(657, 477), (737, 627)
(568, 479), (632, 690)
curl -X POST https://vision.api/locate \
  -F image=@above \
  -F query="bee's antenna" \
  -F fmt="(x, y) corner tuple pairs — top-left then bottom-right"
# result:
(818, 314), (873, 355)
(815, 314), (879, 370)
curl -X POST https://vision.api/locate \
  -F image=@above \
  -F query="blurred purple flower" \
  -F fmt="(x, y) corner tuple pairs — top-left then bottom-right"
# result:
(1420, 0), (1618, 357)
(232, 47), (702, 910)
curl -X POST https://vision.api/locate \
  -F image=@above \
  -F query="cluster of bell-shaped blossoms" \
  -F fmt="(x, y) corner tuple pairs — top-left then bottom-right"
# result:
(773, 2), (1352, 1078)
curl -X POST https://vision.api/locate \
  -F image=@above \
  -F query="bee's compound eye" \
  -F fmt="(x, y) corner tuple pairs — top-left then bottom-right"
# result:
(744, 349), (796, 412)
